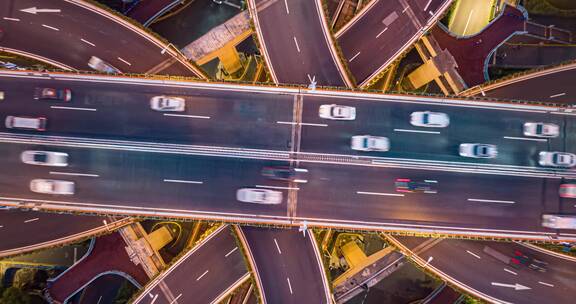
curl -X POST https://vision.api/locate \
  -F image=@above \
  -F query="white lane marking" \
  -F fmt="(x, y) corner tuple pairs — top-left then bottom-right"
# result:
(284, 0), (289, 14)
(466, 250), (481, 259)
(196, 270), (209, 281)
(394, 128), (440, 134)
(168, 294), (182, 304)
(549, 93), (566, 98)
(274, 238), (282, 254)
(163, 114), (210, 119)
(503, 136), (547, 142)
(3, 17), (20, 21)
(462, 9), (475, 35)
(504, 268), (517, 275)
(468, 198), (515, 204)
(287, 277), (293, 294)
(24, 218), (39, 223)
(0, 225), (3, 228)
(117, 57), (132, 66)
(80, 38), (95, 47)
(375, 27), (388, 38)
(357, 191), (404, 197)
(255, 185), (299, 191)
(538, 281), (554, 287)
(276, 121), (328, 127)
(424, 180), (438, 183)
(50, 171), (99, 178)
(402, 6), (409, 13)
(41, 24), (59, 31)
(163, 179), (203, 184)
(293, 36), (301, 53)
(349, 52), (361, 62)
(225, 246), (238, 257)
(96, 296), (103, 304)
(20, 7), (61, 14)
(150, 294), (159, 304)
(423, 0), (433, 11)
(50, 106), (97, 111)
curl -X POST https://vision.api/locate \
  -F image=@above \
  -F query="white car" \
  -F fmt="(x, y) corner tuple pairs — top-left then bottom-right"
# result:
(236, 188), (282, 205)
(459, 143), (497, 159)
(319, 104), (356, 120)
(523, 122), (559, 138)
(30, 179), (75, 195)
(21, 151), (68, 167)
(539, 151), (576, 168)
(410, 111), (449, 128)
(87, 56), (121, 73)
(542, 214), (576, 229)
(351, 135), (390, 152)
(150, 96), (186, 112)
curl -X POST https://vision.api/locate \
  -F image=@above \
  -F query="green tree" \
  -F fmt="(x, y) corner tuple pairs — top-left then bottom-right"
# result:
(0, 287), (31, 304)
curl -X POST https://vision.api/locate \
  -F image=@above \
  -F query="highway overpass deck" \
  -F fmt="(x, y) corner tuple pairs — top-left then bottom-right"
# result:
(240, 227), (331, 304)
(132, 225), (249, 304)
(0, 209), (129, 258)
(0, 0), (203, 77)
(336, 0), (452, 86)
(249, 0), (350, 87)
(0, 71), (575, 240)
(392, 236), (576, 304)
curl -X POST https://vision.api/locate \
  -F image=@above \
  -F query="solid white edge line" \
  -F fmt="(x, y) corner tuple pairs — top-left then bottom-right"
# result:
(50, 171), (99, 177)
(468, 198), (515, 204)
(50, 106), (97, 111)
(357, 191), (404, 197)
(163, 114), (211, 119)
(163, 179), (203, 184)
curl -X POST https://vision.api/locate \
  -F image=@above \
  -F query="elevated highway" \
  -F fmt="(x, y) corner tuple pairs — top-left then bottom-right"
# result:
(0, 71), (575, 240)
(0, 0), (204, 77)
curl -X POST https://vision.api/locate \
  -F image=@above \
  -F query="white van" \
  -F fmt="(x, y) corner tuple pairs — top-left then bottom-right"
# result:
(5, 116), (47, 131)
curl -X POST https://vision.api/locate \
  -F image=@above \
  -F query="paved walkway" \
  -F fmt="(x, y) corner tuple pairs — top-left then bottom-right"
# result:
(47, 233), (148, 303)
(431, 5), (526, 86)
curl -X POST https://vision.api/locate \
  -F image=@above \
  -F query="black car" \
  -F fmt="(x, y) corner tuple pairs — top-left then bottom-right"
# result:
(261, 166), (308, 183)
(34, 87), (72, 102)
(395, 178), (437, 193)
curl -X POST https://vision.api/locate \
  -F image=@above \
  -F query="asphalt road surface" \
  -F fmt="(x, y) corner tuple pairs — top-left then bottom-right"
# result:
(252, 0), (347, 86)
(0, 209), (105, 255)
(399, 236), (576, 304)
(337, 0), (451, 85)
(0, 0), (201, 76)
(133, 226), (248, 304)
(241, 227), (330, 304)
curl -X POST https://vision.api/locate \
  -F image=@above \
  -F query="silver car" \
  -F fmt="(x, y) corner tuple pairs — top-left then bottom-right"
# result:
(30, 179), (75, 195)
(88, 56), (121, 73)
(539, 151), (576, 168)
(523, 122), (559, 138)
(410, 111), (450, 128)
(236, 188), (282, 205)
(150, 96), (186, 112)
(318, 104), (356, 120)
(542, 214), (576, 229)
(21, 151), (68, 167)
(351, 135), (390, 152)
(459, 143), (498, 159)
